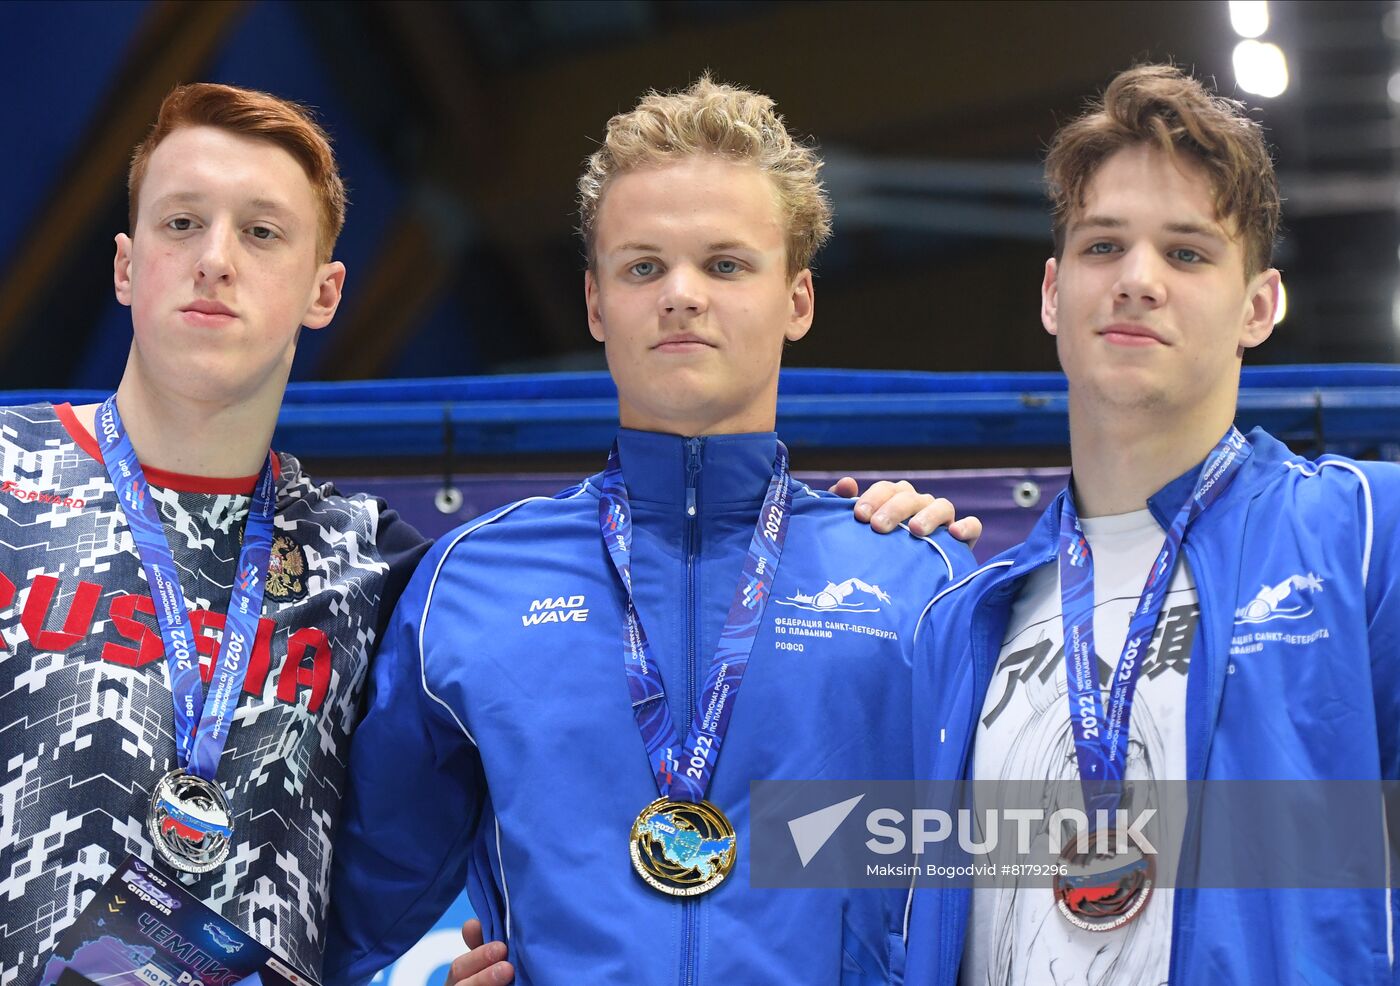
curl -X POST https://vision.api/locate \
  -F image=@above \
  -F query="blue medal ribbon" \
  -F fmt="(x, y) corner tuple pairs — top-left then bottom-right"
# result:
(1057, 427), (1250, 820)
(95, 396), (275, 782)
(599, 440), (792, 803)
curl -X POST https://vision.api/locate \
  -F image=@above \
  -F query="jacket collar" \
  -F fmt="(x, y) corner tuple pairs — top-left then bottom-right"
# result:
(1001, 425), (1287, 586)
(612, 428), (779, 508)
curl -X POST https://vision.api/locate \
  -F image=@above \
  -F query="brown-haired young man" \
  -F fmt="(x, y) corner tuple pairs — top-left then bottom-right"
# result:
(0, 83), (516, 983)
(900, 64), (1400, 984)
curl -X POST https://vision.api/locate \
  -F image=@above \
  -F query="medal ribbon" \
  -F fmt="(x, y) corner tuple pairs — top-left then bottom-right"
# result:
(95, 396), (275, 781)
(599, 440), (791, 803)
(1058, 426), (1250, 820)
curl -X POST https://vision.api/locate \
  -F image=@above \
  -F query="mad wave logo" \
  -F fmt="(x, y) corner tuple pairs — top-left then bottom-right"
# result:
(522, 594), (589, 626)
(1235, 573), (1324, 625)
(776, 577), (891, 614)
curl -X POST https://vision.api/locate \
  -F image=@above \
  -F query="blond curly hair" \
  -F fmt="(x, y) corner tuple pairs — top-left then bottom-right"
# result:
(578, 75), (832, 277)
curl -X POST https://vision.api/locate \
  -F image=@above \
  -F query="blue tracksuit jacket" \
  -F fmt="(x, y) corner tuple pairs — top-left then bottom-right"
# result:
(905, 428), (1400, 985)
(324, 430), (975, 985)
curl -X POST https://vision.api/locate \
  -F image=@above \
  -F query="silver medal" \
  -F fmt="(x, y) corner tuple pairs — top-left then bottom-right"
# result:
(147, 769), (234, 874)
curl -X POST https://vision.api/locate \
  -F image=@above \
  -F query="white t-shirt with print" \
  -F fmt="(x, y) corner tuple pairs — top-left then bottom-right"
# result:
(962, 509), (1196, 986)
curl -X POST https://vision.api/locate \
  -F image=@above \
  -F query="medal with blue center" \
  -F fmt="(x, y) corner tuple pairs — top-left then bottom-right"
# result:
(600, 441), (792, 897)
(96, 396), (276, 874)
(1052, 427), (1249, 930)
(630, 797), (737, 896)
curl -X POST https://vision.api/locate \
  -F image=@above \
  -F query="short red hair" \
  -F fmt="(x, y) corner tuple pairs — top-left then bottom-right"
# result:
(128, 83), (346, 263)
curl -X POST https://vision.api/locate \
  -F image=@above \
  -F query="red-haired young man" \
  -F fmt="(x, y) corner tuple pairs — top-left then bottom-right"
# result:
(0, 83), (516, 984)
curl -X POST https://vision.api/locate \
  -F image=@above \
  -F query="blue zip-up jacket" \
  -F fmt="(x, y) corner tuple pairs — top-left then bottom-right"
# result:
(905, 428), (1400, 986)
(324, 430), (975, 985)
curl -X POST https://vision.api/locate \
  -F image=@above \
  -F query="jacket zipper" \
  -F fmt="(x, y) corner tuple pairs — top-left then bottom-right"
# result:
(945, 592), (1001, 984)
(681, 436), (703, 986)
(1167, 539), (1217, 986)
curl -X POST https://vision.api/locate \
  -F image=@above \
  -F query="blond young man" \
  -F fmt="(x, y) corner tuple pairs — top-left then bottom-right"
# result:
(901, 66), (1400, 984)
(0, 83), (519, 984)
(325, 78), (976, 984)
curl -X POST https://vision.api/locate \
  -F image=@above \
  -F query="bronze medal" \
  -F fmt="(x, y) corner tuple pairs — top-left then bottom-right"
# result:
(1053, 828), (1155, 932)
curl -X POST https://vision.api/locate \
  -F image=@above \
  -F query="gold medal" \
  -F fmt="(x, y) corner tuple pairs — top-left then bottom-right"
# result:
(630, 797), (736, 896)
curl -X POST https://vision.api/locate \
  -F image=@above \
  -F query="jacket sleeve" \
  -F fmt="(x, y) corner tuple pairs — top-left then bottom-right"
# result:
(1355, 462), (1400, 783)
(369, 498), (433, 644)
(929, 528), (979, 584)
(1351, 463), (1400, 984)
(906, 529), (978, 638)
(322, 539), (486, 985)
